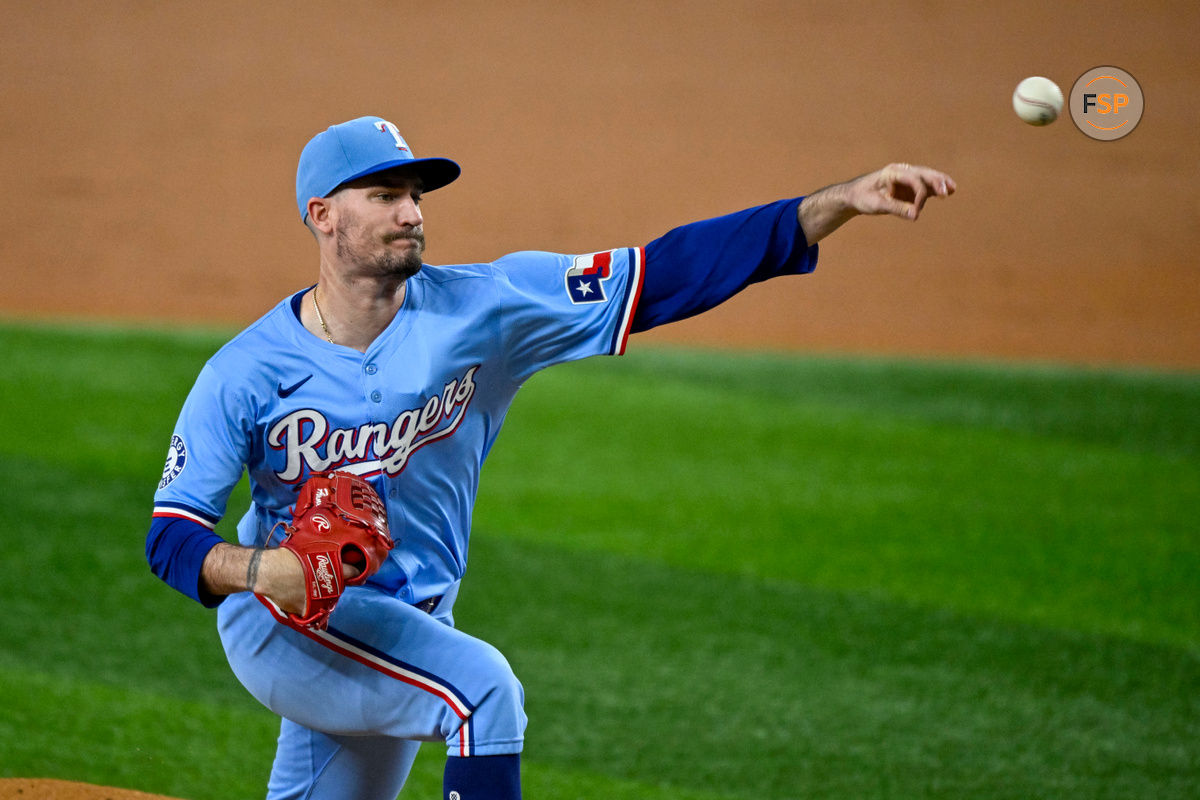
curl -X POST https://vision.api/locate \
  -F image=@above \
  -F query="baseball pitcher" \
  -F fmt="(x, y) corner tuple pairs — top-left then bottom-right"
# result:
(146, 115), (954, 800)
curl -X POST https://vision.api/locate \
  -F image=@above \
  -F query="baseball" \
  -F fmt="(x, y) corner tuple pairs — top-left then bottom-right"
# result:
(1012, 76), (1064, 126)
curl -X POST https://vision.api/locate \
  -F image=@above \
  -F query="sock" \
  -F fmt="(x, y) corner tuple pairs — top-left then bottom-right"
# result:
(443, 753), (521, 800)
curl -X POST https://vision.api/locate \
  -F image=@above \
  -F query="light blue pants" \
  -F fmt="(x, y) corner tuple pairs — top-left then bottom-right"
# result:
(217, 585), (526, 800)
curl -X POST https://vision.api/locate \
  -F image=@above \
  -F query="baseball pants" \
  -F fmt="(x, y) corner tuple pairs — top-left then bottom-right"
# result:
(217, 584), (526, 800)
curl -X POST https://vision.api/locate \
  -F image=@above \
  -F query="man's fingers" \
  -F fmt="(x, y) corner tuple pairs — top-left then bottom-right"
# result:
(905, 179), (930, 218)
(904, 165), (956, 199)
(876, 192), (918, 220)
(342, 550), (365, 580)
(874, 163), (956, 220)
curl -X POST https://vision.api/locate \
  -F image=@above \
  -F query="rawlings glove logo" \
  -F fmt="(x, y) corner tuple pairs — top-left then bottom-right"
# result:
(309, 553), (338, 597)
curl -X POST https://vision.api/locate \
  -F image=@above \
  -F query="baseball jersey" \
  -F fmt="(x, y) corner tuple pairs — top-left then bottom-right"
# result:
(147, 196), (817, 606)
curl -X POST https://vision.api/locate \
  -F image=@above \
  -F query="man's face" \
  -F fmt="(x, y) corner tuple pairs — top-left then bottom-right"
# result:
(329, 170), (426, 280)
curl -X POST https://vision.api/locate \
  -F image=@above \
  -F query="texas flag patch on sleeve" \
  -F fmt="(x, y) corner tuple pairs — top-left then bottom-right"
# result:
(565, 250), (614, 304)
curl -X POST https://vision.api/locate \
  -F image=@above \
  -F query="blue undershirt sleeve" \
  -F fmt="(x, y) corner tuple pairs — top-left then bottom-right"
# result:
(145, 516), (227, 607)
(631, 196), (817, 333)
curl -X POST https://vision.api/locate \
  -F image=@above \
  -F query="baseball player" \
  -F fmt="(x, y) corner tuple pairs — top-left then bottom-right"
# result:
(146, 115), (954, 800)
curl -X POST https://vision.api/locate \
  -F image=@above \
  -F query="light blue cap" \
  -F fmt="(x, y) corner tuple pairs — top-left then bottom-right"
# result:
(295, 116), (460, 221)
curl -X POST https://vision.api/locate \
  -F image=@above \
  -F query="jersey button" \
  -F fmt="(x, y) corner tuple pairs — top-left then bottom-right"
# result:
(365, 364), (378, 375)
(370, 390), (382, 403)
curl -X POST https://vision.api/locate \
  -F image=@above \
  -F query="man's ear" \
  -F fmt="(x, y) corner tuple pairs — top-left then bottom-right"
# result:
(307, 197), (334, 235)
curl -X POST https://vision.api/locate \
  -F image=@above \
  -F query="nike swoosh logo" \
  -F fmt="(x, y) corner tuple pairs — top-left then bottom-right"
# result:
(277, 374), (314, 398)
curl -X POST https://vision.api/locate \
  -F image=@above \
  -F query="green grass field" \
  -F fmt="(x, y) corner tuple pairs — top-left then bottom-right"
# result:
(1, 320), (1196, 799)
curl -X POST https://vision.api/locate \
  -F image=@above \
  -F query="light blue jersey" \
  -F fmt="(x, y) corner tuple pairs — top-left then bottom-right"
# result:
(149, 248), (644, 795)
(154, 248), (644, 608)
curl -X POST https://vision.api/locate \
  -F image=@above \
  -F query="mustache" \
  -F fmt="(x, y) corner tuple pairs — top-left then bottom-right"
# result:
(384, 229), (425, 244)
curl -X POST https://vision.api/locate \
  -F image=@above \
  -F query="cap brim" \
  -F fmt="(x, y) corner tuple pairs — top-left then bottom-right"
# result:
(331, 156), (461, 195)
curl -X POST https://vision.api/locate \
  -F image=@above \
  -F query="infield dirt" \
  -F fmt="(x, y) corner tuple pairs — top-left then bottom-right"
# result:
(2, 2), (1197, 371)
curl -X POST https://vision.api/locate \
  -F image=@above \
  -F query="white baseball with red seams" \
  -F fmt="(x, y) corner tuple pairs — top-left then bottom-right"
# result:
(1012, 76), (1064, 125)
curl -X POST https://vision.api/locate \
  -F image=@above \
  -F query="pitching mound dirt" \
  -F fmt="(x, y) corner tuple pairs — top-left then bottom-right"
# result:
(0, 779), (183, 800)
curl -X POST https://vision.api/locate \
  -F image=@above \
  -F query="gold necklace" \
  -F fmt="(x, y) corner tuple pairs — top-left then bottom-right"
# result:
(312, 287), (335, 344)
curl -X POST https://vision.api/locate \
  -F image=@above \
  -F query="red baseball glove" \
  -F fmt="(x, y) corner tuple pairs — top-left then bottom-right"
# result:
(277, 471), (394, 630)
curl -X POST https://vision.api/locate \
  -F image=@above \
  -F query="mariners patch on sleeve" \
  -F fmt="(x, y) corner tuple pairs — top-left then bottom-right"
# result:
(159, 434), (187, 489)
(565, 250), (616, 304)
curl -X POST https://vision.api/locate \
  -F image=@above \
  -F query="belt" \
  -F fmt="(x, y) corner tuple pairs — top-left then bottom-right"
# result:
(414, 595), (443, 614)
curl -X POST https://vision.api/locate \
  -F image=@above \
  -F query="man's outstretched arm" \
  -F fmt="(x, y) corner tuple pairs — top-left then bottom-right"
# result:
(631, 162), (956, 333)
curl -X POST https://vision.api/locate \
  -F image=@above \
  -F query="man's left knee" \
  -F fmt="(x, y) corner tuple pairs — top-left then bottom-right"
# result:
(456, 644), (527, 754)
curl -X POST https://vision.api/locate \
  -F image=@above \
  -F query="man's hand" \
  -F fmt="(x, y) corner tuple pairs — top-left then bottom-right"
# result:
(200, 540), (361, 617)
(850, 162), (956, 220)
(798, 163), (956, 245)
(246, 546), (308, 614)
(200, 542), (308, 614)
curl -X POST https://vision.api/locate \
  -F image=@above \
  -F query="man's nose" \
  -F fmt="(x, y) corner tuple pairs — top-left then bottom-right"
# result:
(396, 197), (423, 227)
